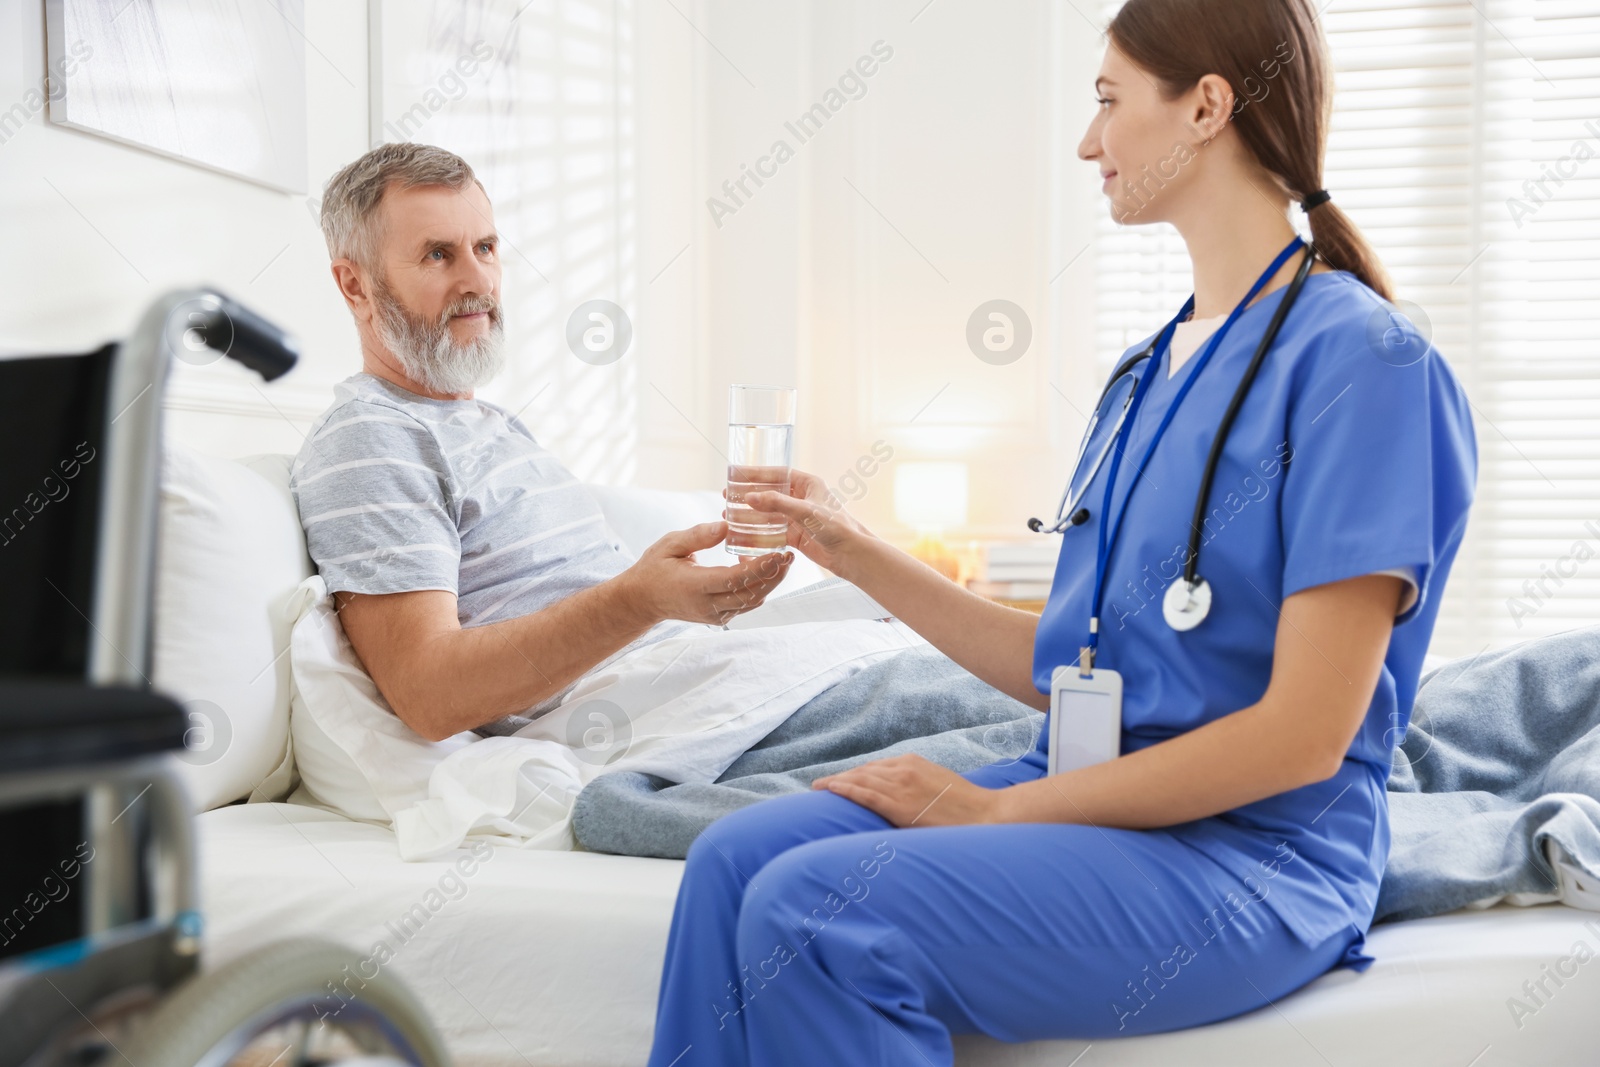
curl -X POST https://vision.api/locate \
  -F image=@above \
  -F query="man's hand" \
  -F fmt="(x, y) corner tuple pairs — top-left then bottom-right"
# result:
(339, 521), (791, 740)
(743, 469), (876, 581)
(813, 753), (1004, 827)
(621, 520), (792, 626)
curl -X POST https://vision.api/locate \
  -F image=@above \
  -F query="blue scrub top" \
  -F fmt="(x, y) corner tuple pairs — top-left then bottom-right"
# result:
(1033, 269), (1477, 957)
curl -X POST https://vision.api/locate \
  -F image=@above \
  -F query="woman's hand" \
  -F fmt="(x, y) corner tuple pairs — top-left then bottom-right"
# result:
(743, 469), (877, 580)
(813, 754), (1006, 827)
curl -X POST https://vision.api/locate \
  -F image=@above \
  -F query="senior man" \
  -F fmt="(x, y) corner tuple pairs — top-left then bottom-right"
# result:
(291, 142), (799, 743)
(290, 144), (1043, 859)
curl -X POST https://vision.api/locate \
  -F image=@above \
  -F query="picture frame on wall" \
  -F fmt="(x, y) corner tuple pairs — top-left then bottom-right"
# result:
(43, 0), (308, 194)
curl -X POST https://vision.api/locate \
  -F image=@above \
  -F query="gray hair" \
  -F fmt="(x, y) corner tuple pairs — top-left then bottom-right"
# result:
(319, 143), (484, 270)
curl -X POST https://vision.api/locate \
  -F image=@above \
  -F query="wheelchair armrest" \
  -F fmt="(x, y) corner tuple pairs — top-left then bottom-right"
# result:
(0, 680), (188, 774)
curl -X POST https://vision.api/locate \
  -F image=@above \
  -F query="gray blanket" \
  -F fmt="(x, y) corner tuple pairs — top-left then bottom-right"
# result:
(572, 646), (1042, 858)
(575, 628), (1600, 928)
(1380, 625), (1600, 922)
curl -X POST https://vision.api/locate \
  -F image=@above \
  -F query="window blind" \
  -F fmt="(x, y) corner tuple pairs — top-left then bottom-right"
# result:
(1091, 0), (1600, 658)
(375, 0), (639, 482)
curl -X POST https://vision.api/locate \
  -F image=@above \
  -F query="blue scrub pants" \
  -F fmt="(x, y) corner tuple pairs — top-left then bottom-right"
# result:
(645, 747), (1357, 1066)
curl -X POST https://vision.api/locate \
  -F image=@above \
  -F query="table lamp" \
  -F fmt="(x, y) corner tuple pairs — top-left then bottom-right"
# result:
(894, 462), (967, 581)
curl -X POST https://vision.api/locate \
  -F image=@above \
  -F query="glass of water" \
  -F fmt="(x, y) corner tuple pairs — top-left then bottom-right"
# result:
(725, 385), (796, 556)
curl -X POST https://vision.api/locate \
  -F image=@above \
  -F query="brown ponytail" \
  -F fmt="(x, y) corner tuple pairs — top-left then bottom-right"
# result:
(1107, 0), (1395, 302)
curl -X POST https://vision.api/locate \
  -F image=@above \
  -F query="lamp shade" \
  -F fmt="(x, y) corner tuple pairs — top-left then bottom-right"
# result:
(894, 462), (968, 531)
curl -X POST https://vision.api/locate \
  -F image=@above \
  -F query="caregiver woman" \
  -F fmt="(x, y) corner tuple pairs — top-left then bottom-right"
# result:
(648, 0), (1477, 1062)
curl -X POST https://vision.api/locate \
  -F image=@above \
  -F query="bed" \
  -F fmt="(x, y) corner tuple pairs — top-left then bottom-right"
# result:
(196, 802), (1598, 1066)
(160, 444), (1599, 1066)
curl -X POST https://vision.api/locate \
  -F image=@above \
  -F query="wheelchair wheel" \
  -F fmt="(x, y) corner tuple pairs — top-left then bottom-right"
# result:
(121, 938), (448, 1067)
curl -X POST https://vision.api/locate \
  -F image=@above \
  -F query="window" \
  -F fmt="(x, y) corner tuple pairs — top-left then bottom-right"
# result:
(1091, 0), (1600, 657)
(374, 0), (639, 482)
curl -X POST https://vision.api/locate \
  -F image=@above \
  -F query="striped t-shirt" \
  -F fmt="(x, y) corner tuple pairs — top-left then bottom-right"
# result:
(289, 371), (695, 726)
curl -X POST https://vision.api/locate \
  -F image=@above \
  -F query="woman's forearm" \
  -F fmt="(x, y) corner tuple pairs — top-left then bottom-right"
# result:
(840, 537), (1049, 710)
(987, 573), (1402, 828)
(991, 699), (1330, 828)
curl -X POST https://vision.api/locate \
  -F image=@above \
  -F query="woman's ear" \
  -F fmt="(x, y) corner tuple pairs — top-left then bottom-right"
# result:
(1187, 73), (1235, 145)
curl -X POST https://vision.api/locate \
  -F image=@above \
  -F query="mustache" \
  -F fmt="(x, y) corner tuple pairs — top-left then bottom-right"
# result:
(443, 295), (499, 322)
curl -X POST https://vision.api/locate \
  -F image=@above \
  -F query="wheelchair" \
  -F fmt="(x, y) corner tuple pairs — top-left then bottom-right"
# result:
(0, 292), (448, 1067)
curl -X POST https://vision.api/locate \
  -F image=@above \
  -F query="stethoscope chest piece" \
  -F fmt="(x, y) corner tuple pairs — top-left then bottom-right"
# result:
(1162, 576), (1212, 631)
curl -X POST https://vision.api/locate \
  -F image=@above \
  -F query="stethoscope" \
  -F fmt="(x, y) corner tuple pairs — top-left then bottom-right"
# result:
(1029, 235), (1318, 649)
(1028, 349), (1150, 536)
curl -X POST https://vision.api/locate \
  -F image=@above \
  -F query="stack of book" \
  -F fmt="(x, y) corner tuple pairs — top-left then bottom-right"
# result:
(967, 541), (1058, 604)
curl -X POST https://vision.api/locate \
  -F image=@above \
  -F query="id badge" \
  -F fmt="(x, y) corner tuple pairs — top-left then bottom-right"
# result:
(1047, 665), (1122, 776)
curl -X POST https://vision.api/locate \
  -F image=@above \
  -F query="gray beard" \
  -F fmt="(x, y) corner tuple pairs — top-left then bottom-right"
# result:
(371, 275), (506, 395)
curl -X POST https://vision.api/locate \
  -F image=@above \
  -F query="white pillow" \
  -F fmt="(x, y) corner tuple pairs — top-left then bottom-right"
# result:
(154, 446), (310, 812)
(284, 575), (477, 824)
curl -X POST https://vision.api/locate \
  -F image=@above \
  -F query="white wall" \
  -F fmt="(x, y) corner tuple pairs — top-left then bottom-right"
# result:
(0, 0), (711, 488)
(2, 0), (369, 456)
(2, 0), (1109, 537)
(693, 0), (1106, 541)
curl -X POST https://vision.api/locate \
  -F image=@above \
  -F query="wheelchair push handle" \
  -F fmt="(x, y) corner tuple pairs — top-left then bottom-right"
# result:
(87, 289), (298, 689)
(157, 289), (300, 381)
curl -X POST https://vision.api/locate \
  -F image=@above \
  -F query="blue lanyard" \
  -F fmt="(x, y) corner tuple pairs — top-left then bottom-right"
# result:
(1083, 236), (1306, 669)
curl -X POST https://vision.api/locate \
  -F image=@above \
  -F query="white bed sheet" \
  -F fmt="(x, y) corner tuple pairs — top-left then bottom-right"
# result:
(198, 801), (1599, 1067)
